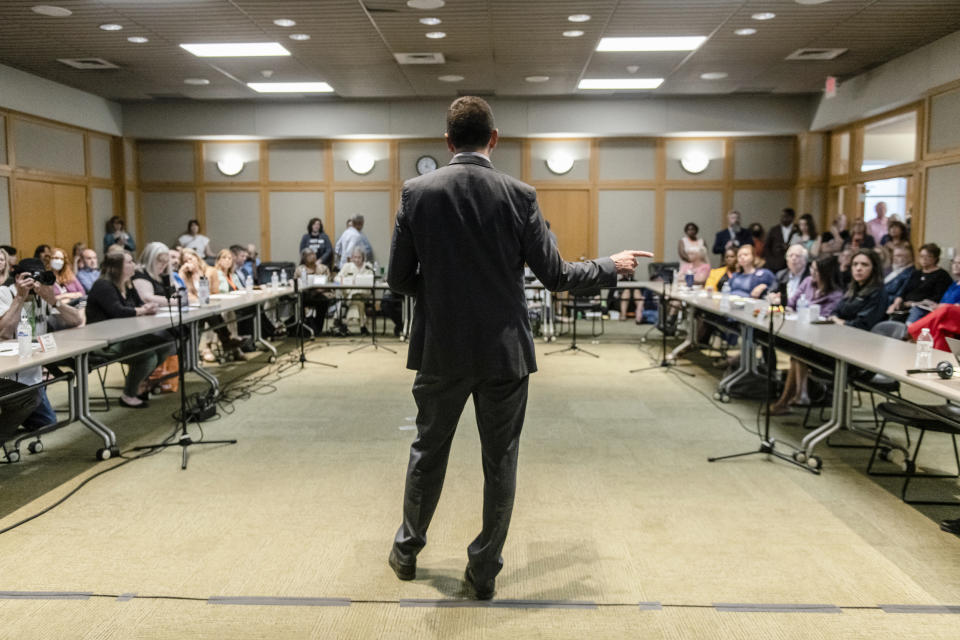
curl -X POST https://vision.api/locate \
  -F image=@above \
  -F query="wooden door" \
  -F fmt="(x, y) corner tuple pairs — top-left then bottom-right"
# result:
(536, 189), (590, 261)
(13, 180), (88, 254)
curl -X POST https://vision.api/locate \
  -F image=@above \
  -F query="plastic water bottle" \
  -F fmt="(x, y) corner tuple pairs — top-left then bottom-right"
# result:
(279, 269), (287, 285)
(719, 282), (731, 311)
(797, 294), (809, 322)
(245, 273), (254, 292)
(17, 312), (31, 359)
(373, 261), (380, 278)
(198, 275), (210, 305)
(270, 270), (279, 290)
(915, 328), (934, 369)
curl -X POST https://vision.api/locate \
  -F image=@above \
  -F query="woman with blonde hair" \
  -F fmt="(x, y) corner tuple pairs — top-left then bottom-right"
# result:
(204, 248), (245, 360)
(133, 242), (175, 307)
(0, 248), (11, 287)
(49, 247), (85, 305)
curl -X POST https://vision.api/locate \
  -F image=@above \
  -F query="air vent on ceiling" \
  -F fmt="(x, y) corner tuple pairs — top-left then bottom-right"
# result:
(786, 48), (847, 61)
(57, 57), (119, 70)
(394, 52), (445, 65)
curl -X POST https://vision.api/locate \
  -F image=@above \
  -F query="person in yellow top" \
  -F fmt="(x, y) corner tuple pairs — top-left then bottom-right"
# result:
(705, 247), (738, 291)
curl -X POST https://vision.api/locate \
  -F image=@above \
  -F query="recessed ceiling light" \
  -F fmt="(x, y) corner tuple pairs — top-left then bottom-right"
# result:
(127, 36), (148, 44)
(407, 0), (445, 8)
(273, 18), (296, 27)
(31, 5), (71, 17)
(597, 36), (707, 52)
(568, 14), (591, 22)
(425, 31), (446, 39)
(438, 74), (464, 82)
(419, 17), (442, 26)
(735, 28), (757, 35)
(289, 33), (311, 41)
(247, 82), (334, 93)
(751, 12), (776, 20)
(180, 42), (291, 57)
(563, 30), (584, 37)
(578, 78), (663, 90)
(700, 72), (728, 80)
(525, 75), (550, 83)
(183, 78), (210, 85)
(626, 65), (639, 73)
(99, 23), (123, 31)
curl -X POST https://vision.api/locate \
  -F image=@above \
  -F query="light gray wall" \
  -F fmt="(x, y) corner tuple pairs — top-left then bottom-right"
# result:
(598, 140), (656, 181)
(142, 191), (195, 250)
(0, 63), (122, 136)
(928, 87), (960, 154)
(598, 190), (656, 260)
(205, 192), (260, 254)
(269, 142), (325, 182)
(12, 119), (85, 175)
(334, 191), (391, 265)
(90, 188), (114, 253)
(0, 176), (10, 246)
(0, 115), (6, 164)
(733, 139), (794, 180)
(125, 190), (137, 241)
(89, 136), (113, 179)
(122, 95), (818, 139)
(732, 190), (794, 232)
(812, 30), (960, 131)
(491, 140), (522, 179)
(139, 142), (194, 183)
(398, 140), (452, 182)
(269, 191), (325, 264)
(665, 190), (723, 264)
(924, 163), (960, 267)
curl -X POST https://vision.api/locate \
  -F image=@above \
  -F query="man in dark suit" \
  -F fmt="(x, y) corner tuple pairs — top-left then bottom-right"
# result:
(711, 210), (753, 256)
(764, 207), (799, 273)
(387, 97), (650, 599)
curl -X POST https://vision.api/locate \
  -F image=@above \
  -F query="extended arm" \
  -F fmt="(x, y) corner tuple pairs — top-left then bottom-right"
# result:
(387, 191), (419, 296)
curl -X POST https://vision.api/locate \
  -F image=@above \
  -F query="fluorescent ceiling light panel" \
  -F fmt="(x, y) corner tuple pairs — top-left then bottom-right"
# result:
(735, 28), (757, 35)
(127, 36), (148, 43)
(32, 5), (72, 17)
(247, 82), (333, 93)
(597, 36), (706, 51)
(563, 30), (584, 37)
(180, 42), (291, 57)
(578, 78), (663, 90)
(568, 14), (591, 22)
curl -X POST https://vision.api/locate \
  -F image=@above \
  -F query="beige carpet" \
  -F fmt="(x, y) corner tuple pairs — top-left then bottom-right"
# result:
(0, 326), (959, 638)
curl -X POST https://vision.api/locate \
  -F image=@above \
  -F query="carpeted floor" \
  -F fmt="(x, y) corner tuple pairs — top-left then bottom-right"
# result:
(1, 324), (959, 639)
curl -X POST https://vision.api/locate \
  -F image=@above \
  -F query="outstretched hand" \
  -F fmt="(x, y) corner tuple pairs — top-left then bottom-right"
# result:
(610, 250), (654, 276)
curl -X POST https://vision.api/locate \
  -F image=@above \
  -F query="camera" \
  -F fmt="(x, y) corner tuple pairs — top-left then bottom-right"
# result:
(26, 270), (56, 286)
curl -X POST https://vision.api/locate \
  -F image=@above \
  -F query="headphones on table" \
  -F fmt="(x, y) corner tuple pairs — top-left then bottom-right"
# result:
(906, 361), (955, 380)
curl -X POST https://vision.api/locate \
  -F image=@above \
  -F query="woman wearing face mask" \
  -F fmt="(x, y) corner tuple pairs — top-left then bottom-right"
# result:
(49, 247), (85, 305)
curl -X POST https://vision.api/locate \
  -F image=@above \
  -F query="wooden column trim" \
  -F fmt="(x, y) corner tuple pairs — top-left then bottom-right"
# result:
(654, 138), (666, 261)
(259, 140), (270, 261)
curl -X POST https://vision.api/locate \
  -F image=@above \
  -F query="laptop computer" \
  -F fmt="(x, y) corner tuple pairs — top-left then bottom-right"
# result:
(946, 337), (960, 369)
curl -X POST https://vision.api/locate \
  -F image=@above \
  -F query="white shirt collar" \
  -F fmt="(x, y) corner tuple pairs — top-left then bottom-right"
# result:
(454, 151), (490, 160)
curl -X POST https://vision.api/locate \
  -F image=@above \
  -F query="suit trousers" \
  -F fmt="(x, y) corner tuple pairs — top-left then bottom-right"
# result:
(393, 372), (529, 582)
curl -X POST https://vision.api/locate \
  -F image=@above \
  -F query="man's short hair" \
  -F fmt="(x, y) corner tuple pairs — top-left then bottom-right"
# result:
(229, 244), (246, 254)
(352, 215), (364, 225)
(446, 96), (495, 150)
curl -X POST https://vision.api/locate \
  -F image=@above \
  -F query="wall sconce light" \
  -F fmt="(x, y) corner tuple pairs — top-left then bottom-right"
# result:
(216, 156), (245, 176)
(679, 152), (710, 174)
(545, 153), (574, 175)
(347, 153), (376, 175)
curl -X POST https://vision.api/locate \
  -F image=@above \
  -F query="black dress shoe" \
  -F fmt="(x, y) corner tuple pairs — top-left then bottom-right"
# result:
(464, 566), (495, 600)
(940, 518), (960, 535)
(388, 548), (416, 581)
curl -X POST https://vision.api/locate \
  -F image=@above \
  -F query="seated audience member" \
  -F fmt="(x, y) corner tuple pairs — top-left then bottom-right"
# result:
(906, 255), (960, 350)
(167, 248), (187, 291)
(769, 256), (844, 414)
(880, 220), (910, 269)
(300, 218), (334, 269)
(837, 247), (854, 289)
(295, 248), (332, 334)
(241, 243), (260, 284)
(103, 215), (136, 254)
(71, 242), (86, 273)
(177, 219), (214, 258)
(712, 210), (752, 255)
(844, 219), (876, 251)
(831, 250), (887, 331)
(680, 245), (711, 286)
(0, 248), (11, 288)
(76, 248), (101, 293)
(795, 213), (821, 256)
(335, 246), (376, 335)
(887, 243), (953, 324)
(728, 244), (776, 299)
(177, 248), (205, 301)
(705, 247), (737, 292)
(883, 244), (915, 302)
(0, 245), (18, 269)
(774, 244), (810, 300)
(749, 223), (766, 260)
(0, 260), (84, 431)
(34, 244), (51, 268)
(678, 222), (707, 273)
(48, 247), (85, 305)
(205, 249), (245, 360)
(87, 252), (176, 409)
(133, 242), (176, 307)
(819, 213), (850, 256)
(764, 208), (799, 273)
(609, 271), (644, 323)
(105, 244), (126, 258)
(229, 245), (250, 286)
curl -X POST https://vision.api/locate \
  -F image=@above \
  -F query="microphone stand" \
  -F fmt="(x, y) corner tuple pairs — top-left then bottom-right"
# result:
(132, 281), (236, 469)
(631, 277), (693, 376)
(284, 277), (337, 370)
(707, 303), (815, 474)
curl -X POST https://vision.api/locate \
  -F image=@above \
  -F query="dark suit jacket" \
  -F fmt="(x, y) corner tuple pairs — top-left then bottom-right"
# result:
(712, 228), (753, 255)
(388, 154), (617, 378)
(764, 225), (798, 273)
(774, 265), (810, 295)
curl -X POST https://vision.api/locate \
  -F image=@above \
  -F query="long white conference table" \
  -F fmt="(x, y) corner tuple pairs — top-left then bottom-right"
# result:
(634, 280), (960, 469)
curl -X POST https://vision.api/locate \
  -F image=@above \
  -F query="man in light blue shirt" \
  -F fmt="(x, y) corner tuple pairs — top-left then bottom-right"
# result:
(76, 248), (100, 293)
(336, 215), (373, 269)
